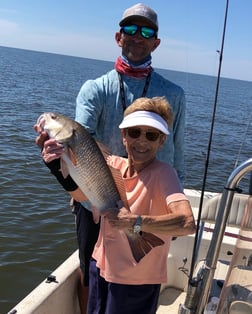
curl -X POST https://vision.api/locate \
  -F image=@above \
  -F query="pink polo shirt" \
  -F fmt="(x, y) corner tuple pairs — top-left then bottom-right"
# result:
(92, 157), (188, 285)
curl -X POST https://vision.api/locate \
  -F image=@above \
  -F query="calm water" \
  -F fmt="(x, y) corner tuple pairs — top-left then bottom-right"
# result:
(1, 46), (252, 312)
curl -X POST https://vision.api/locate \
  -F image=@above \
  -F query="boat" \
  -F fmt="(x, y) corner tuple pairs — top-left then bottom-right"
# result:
(8, 158), (252, 314)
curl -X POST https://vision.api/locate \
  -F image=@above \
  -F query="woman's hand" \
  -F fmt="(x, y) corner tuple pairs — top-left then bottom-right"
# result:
(106, 207), (137, 230)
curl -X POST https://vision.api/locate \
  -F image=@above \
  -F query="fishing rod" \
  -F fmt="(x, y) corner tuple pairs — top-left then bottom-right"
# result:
(179, 0), (230, 312)
(250, 171), (252, 195)
(188, 0), (229, 284)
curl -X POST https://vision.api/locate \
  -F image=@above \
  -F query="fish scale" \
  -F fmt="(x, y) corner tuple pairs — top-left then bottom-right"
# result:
(62, 120), (121, 213)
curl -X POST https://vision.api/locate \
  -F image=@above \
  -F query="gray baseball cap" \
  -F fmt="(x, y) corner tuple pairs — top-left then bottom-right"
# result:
(119, 3), (158, 31)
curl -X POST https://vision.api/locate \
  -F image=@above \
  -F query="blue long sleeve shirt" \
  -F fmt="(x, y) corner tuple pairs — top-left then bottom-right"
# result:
(75, 69), (185, 183)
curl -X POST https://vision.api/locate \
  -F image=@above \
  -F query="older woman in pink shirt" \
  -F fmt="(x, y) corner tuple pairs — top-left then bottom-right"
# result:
(88, 97), (195, 314)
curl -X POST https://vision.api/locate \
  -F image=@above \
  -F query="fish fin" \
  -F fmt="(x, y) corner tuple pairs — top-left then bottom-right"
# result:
(96, 140), (129, 210)
(125, 231), (164, 263)
(60, 147), (76, 178)
(96, 141), (112, 159)
(108, 165), (129, 210)
(60, 158), (69, 178)
(68, 147), (77, 166)
(141, 231), (165, 247)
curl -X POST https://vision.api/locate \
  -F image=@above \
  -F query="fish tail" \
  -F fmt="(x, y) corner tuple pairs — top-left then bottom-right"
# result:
(125, 231), (164, 263)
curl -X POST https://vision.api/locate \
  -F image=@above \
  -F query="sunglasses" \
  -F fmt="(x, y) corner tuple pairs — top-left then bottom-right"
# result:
(127, 128), (161, 142)
(121, 25), (157, 39)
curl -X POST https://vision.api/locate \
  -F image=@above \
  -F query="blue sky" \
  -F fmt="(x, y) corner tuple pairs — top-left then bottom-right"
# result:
(1, 0), (251, 81)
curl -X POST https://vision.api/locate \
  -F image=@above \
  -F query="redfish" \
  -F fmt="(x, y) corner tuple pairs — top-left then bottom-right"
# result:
(36, 113), (164, 262)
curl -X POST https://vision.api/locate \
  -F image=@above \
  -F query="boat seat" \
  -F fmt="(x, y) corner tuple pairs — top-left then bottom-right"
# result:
(229, 300), (252, 314)
(201, 193), (249, 227)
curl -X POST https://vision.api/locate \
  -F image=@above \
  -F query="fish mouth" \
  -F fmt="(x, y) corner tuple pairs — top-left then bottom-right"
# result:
(36, 114), (46, 131)
(37, 112), (56, 130)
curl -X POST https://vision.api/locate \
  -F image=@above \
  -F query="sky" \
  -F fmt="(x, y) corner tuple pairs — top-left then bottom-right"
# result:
(0, 0), (252, 81)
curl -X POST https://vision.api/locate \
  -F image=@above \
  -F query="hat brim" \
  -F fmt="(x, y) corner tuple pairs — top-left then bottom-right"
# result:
(119, 111), (169, 135)
(119, 16), (158, 31)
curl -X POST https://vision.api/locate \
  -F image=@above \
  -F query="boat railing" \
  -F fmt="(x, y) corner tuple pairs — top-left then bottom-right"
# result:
(179, 157), (252, 314)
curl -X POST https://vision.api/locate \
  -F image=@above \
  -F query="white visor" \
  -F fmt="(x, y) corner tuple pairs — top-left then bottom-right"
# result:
(119, 110), (169, 135)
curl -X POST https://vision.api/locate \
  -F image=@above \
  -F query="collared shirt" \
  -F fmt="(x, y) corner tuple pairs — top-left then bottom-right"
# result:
(76, 68), (185, 182)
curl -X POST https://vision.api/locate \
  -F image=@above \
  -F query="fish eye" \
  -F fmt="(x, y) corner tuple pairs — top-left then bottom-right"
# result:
(51, 113), (57, 120)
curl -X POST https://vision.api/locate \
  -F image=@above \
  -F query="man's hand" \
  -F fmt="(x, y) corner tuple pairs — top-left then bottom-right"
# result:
(34, 123), (64, 163)
(41, 139), (64, 163)
(34, 124), (49, 149)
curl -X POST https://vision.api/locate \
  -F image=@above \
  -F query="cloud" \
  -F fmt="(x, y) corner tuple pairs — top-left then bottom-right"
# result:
(0, 18), (19, 35)
(0, 22), (118, 62)
(151, 35), (219, 77)
(0, 18), (250, 81)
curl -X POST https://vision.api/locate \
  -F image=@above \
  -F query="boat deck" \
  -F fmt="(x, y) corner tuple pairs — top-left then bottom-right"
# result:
(157, 287), (186, 313)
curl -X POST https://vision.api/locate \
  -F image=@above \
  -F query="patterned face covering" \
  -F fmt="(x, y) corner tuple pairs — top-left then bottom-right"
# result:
(114, 56), (153, 78)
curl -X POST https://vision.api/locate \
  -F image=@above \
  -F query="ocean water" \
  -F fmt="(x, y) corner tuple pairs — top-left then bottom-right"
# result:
(1, 45), (252, 312)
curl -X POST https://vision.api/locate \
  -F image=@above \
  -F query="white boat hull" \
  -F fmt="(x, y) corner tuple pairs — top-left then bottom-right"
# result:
(9, 250), (81, 314)
(8, 188), (252, 314)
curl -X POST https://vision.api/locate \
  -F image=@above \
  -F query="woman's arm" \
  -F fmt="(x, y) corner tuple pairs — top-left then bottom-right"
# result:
(107, 200), (195, 236)
(141, 200), (195, 236)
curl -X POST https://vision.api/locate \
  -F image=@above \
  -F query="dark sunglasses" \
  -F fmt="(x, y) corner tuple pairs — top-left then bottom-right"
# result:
(127, 128), (161, 142)
(121, 25), (157, 39)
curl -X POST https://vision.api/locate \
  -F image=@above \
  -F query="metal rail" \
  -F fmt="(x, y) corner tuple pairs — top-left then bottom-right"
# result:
(179, 158), (252, 313)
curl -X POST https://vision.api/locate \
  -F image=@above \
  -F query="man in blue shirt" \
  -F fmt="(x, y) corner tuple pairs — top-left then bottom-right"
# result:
(36, 3), (185, 313)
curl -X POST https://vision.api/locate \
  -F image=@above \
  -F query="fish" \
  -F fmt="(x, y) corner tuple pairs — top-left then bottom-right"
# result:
(36, 112), (164, 262)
